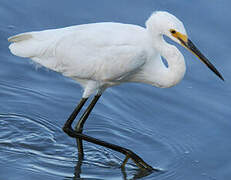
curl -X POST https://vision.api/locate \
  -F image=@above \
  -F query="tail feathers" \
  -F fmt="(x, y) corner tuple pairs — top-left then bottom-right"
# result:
(8, 31), (62, 72)
(8, 32), (44, 58)
(8, 33), (33, 43)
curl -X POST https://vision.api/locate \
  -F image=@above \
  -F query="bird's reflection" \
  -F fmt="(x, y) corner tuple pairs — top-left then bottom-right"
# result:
(121, 167), (154, 180)
(73, 154), (155, 180)
(73, 154), (83, 179)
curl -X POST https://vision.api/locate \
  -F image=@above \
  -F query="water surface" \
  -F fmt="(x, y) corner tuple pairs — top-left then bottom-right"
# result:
(1, 0), (231, 180)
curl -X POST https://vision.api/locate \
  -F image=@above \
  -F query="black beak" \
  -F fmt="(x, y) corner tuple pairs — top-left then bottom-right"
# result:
(179, 38), (224, 81)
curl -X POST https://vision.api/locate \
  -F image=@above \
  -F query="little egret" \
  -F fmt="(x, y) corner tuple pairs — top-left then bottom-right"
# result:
(8, 11), (224, 171)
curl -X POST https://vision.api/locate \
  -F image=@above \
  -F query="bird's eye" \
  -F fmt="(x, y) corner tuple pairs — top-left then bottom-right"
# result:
(170, 30), (176, 34)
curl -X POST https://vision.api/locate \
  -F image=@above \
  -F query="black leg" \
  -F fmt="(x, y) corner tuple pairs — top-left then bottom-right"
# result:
(63, 98), (88, 131)
(74, 95), (101, 155)
(64, 126), (154, 170)
(62, 95), (157, 171)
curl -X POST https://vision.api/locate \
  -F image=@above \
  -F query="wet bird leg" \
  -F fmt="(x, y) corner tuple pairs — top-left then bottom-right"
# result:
(62, 95), (155, 171)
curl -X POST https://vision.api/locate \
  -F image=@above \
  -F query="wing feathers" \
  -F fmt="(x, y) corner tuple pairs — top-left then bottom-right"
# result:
(8, 23), (148, 82)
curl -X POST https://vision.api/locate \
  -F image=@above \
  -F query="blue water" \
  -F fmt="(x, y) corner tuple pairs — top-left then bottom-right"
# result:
(1, 0), (231, 179)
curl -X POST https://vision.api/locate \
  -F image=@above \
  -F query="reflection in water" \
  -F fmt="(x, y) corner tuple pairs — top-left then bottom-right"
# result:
(73, 153), (156, 180)
(120, 166), (157, 180)
(1, 0), (231, 179)
(73, 155), (83, 179)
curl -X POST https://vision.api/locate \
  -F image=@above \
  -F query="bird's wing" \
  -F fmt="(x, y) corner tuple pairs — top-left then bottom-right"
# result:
(55, 37), (147, 81)
(9, 23), (147, 81)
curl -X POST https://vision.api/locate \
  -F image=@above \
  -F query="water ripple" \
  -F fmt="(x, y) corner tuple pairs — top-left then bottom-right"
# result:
(0, 113), (74, 175)
(80, 112), (202, 179)
(0, 99), (210, 180)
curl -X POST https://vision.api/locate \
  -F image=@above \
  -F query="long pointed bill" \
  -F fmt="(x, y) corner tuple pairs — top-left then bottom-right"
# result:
(174, 32), (224, 81)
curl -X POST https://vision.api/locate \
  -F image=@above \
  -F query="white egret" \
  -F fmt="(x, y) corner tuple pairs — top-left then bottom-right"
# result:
(8, 11), (223, 171)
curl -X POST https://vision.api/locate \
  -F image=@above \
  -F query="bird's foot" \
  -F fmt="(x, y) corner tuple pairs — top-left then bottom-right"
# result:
(121, 149), (158, 172)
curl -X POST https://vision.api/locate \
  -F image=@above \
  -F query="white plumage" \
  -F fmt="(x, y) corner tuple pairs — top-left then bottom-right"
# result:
(8, 11), (222, 98)
(7, 11), (224, 171)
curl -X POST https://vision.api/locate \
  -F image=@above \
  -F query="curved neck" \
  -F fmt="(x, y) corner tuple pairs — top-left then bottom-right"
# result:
(148, 33), (186, 88)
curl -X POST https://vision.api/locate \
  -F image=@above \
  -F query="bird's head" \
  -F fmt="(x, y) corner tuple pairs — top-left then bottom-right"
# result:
(146, 11), (224, 81)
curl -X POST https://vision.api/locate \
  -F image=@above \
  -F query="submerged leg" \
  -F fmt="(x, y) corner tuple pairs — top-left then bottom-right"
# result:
(64, 126), (154, 171)
(62, 95), (156, 171)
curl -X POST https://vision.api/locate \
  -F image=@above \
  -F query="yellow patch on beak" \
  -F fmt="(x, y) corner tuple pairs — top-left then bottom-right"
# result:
(170, 29), (188, 44)
(169, 29), (224, 81)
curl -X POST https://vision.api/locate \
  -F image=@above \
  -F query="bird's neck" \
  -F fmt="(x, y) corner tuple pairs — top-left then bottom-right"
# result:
(148, 34), (186, 88)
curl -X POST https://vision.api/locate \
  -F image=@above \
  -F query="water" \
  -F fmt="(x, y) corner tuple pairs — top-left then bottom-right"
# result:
(1, 0), (231, 179)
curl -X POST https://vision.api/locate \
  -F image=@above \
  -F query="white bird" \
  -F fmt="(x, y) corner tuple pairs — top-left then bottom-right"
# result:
(8, 11), (223, 171)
